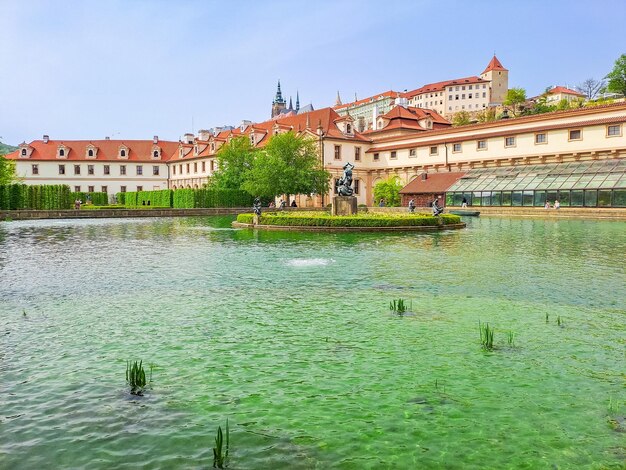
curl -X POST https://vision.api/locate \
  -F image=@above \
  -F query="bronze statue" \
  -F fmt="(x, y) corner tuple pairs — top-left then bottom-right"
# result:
(253, 197), (262, 216)
(335, 162), (355, 196)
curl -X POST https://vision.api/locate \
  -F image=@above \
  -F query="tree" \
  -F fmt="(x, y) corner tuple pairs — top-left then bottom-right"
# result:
(451, 111), (472, 126)
(605, 53), (626, 96)
(576, 78), (605, 100)
(476, 108), (497, 123)
(208, 136), (258, 190)
(373, 177), (403, 207)
(503, 87), (527, 116)
(241, 132), (330, 201)
(0, 155), (16, 185)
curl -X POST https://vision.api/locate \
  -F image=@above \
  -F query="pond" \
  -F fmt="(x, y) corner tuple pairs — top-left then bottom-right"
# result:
(1, 216), (624, 469)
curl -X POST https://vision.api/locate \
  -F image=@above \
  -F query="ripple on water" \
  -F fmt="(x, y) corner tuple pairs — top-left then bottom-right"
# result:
(0, 216), (624, 469)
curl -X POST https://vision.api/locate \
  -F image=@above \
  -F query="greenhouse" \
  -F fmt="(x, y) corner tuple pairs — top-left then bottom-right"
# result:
(445, 159), (626, 207)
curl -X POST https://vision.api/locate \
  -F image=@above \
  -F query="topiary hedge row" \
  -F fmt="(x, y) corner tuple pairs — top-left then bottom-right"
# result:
(72, 192), (109, 206)
(0, 184), (72, 210)
(122, 190), (173, 207)
(173, 188), (254, 208)
(236, 212), (462, 227)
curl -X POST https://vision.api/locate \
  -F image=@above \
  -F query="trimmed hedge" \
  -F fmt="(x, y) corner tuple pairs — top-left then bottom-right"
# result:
(236, 212), (461, 227)
(118, 188), (254, 208)
(72, 192), (109, 206)
(123, 190), (172, 207)
(0, 184), (72, 210)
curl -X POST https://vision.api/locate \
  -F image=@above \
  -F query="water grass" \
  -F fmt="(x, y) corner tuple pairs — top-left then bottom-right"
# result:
(479, 321), (494, 351)
(213, 419), (230, 469)
(390, 298), (411, 315)
(557, 316), (562, 327)
(126, 360), (147, 395)
(545, 313), (549, 323)
(507, 330), (515, 346)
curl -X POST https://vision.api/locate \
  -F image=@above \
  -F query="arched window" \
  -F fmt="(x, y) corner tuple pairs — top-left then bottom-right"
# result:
(120, 149), (126, 157)
(59, 149), (65, 156)
(88, 149), (94, 157)
(153, 150), (159, 158)
(21, 149), (26, 156)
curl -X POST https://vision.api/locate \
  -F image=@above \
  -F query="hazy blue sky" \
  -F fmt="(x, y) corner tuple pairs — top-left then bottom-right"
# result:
(1, 0), (625, 145)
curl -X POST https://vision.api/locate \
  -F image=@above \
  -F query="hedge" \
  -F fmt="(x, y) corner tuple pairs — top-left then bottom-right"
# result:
(117, 188), (254, 208)
(0, 184), (72, 210)
(236, 212), (462, 227)
(72, 192), (109, 206)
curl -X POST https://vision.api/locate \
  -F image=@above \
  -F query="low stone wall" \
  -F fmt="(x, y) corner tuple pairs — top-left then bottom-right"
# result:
(448, 206), (626, 220)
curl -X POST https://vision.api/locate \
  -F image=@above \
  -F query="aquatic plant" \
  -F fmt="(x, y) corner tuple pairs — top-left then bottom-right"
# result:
(479, 321), (494, 351)
(126, 360), (147, 395)
(507, 330), (515, 346)
(557, 316), (562, 327)
(22, 310), (26, 317)
(390, 298), (411, 315)
(213, 419), (230, 469)
(545, 313), (549, 323)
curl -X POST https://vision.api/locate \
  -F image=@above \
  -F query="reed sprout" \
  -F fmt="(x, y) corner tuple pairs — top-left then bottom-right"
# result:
(557, 316), (562, 327)
(213, 419), (230, 469)
(545, 313), (549, 323)
(389, 298), (411, 315)
(507, 330), (515, 346)
(126, 360), (147, 395)
(479, 321), (494, 351)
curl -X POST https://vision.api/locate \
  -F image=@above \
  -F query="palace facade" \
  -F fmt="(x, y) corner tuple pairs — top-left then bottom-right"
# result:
(6, 101), (626, 208)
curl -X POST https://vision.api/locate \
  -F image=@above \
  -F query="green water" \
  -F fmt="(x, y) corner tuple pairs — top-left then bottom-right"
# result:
(1, 216), (624, 469)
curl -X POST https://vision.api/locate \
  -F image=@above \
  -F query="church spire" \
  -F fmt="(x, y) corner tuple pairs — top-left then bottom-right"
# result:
(335, 91), (342, 106)
(274, 79), (285, 104)
(296, 91), (300, 112)
(288, 96), (293, 110)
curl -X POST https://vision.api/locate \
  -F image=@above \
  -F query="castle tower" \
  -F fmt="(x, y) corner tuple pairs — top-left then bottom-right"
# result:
(296, 91), (300, 112)
(480, 55), (509, 105)
(335, 91), (342, 106)
(271, 80), (287, 118)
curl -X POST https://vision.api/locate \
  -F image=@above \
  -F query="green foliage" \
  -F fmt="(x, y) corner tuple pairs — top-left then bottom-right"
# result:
(116, 192), (126, 205)
(71, 192), (108, 206)
(0, 155), (16, 185)
(126, 360), (147, 395)
(557, 315), (562, 327)
(373, 177), (403, 207)
(241, 132), (330, 199)
(236, 212), (461, 227)
(209, 136), (258, 190)
(212, 420), (230, 469)
(0, 142), (18, 155)
(476, 108), (497, 123)
(123, 190), (172, 207)
(390, 298), (411, 315)
(172, 188), (253, 208)
(605, 53), (626, 96)
(451, 110), (472, 126)
(479, 320), (494, 351)
(0, 184), (72, 210)
(507, 331), (515, 346)
(503, 87), (527, 116)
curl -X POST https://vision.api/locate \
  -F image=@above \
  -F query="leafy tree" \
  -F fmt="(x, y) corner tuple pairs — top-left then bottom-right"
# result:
(476, 108), (497, 123)
(373, 177), (403, 207)
(0, 155), (16, 185)
(208, 136), (258, 190)
(503, 87), (527, 116)
(451, 110), (472, 126)
(241, 132), (330, 201)
(605, 53), (626, 96)
(576, 78), (605, 100)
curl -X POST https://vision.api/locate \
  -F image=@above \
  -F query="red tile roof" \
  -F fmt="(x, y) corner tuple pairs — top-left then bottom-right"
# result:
(547, 86), (585, 97)
(481, 55), (508, 74)
(334, 91), (398, 110)
(5, 139), (179, 162)
(399, 172), (466, 194)
(404, 76), (488, 98)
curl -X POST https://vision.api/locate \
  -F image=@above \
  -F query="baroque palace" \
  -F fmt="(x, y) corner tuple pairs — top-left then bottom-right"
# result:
(6, 60), (626, 209)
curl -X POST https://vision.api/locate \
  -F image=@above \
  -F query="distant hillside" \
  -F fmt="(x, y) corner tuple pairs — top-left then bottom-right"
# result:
(0, 141), (17, 156)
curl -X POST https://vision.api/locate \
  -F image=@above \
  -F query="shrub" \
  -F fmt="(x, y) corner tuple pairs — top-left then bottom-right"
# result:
(236, 212), (461, 227)
(0, 184), (72, 210)
(72, 191), (108, 206)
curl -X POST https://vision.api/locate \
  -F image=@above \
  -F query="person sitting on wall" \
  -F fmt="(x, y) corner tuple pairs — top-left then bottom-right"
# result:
(432, 197), (443, 216)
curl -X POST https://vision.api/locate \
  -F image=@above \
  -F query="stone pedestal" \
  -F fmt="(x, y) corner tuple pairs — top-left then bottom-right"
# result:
(332, 196), (358, 216)
(253, 214), (260, 225)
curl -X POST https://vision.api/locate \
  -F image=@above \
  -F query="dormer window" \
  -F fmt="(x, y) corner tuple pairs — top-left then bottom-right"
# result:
(194, 145), (198, 156)
(118, 146), (129, 159)
(85, 145), (97, 158)
(179, 148), (184, 158)
(57, 145), (69, 158)
(210, 143), (215, 152)
(250, 134), (255, 145)
(18, 143), (33, 158)
(120, 149), (126, 157)
(21, 149), (27, 156)
(153, 150), (159, 159)
(346, 123), (352, 134)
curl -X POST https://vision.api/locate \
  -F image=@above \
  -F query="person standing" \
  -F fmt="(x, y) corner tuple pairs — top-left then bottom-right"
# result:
(554, 200), (560, 210)
(379, 198), (385, 207)
(461, 196), (468, 208)
(408, 199), (415, 213)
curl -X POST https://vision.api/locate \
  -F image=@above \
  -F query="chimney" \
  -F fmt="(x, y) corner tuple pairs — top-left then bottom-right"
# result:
(43, 135), (49, 143)
(105, 136), (110, 140)
(421, 172), (428, 180)
(183, 133), (194, 144)
(153, 135), (158, 144)
(198, 129), (211, 141)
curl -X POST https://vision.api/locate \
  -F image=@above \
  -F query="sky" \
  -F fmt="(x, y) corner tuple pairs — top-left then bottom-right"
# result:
(1, 0), (625, 145)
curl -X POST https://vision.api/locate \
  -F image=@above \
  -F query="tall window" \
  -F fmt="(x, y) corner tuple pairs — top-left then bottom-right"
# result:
(21, 149), (27, 156)
(88, 165), (94, 175)
(202, 161), (206, 172)
(88, 149), (94, 157)
(88, 185), (95, 192)
(153, 150), (159, 158)
(137, 186), (143, 192)
(186, 163), (190, 173)
(334, 145), (341, 160)
(59, 149), (65, 157)
(194, 162), (198, 173)
(120, 186), (127, 193)
(354, 179), (360, 195)
(74, 165), (81, 175)
(355, 147), (361, 161)
(59, 164), (65, 175)
(373, 153), (379, 161)
(120, 149), (126, 157)
(120, 165), (126, 175)
(74, 186), (81, 192)
(173, 166), (176, 175)
(32, 164), (39, 175)
(136, 165), (143, 176)
(104, 165), (110, 175)
(102, 186), (108, 193)
(210, 160), (215, 171)
(153, 166), (159, 176)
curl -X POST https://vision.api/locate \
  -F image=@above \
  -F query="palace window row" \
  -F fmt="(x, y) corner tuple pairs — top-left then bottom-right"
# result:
(52, 164), (161, 176)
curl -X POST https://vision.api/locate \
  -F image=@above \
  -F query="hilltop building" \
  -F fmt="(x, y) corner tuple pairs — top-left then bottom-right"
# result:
(335, 55), (509, 131)
(270, 80), (314, 119)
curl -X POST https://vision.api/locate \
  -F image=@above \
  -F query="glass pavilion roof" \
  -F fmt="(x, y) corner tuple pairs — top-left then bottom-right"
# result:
(447, 159), (626, 192)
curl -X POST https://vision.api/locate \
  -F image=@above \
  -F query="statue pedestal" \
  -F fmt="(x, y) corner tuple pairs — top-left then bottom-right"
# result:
(253, 214), (260, 225)
(332, 196), (357, 216)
